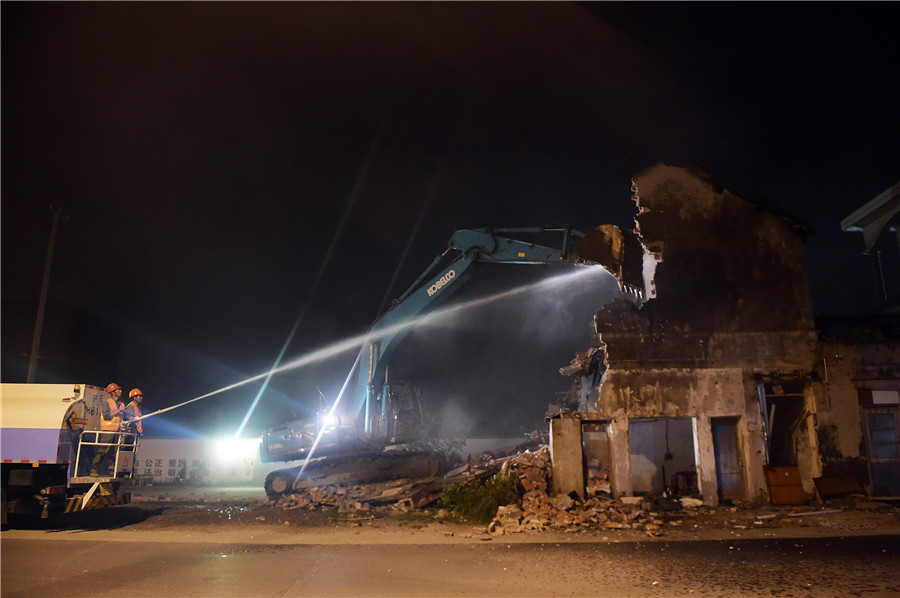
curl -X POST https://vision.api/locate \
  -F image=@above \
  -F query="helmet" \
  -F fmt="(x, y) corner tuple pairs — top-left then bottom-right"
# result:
(106, 383), (121, 393)
(129, 388), (143, 398)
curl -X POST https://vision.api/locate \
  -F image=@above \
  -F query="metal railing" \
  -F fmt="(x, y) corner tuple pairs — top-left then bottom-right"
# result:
(73, 430), (141, 481)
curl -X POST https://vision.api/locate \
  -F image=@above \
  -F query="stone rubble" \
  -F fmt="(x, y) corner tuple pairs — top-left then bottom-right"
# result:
(272, 443), (707, 536)
(270, 443), (900, 536)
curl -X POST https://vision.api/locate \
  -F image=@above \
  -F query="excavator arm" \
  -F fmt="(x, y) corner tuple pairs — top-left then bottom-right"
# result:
(260, 225), (643, 463)
(350, 226), (644, 432)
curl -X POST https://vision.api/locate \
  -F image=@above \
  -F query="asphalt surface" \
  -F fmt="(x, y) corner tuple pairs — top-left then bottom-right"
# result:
(2, 486), (900, 597)
(3, 533), (899, 597)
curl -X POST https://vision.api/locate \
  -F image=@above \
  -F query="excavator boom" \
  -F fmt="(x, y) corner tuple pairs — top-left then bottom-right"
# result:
(260, 225), (643, 465)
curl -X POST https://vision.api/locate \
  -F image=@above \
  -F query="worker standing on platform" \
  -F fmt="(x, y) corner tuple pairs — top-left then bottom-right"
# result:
(90, 383), (125, 476)
(124, 388), (144, 436)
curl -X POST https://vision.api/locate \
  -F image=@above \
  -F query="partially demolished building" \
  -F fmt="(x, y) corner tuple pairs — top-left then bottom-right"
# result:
(558, 164), (900, 506)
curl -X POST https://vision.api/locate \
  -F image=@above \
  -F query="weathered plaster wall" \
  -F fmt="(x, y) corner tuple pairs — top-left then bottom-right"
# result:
(817, 338), (900, 483)
(549, 416), (585, 498)
(593, 327), (821, 372)
(818, 345), (866, 459)
(599, 368), (744, 416)
(588, 164), (820, 505)
(596, 367), (769, 504)
(628, 163), (815, 334)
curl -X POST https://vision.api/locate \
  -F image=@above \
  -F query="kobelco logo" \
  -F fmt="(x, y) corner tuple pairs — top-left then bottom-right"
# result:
(427, 269), (456, 296)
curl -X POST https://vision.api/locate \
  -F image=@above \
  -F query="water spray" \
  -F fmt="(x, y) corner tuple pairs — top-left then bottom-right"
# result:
(129, 267), (608, 435)
(286, 266), (609, 476)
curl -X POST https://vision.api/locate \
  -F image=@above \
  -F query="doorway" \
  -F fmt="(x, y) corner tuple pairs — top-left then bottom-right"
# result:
(628, 417), (697, 496)
(862, 404), (900, 496)
(582, 421), (610, 496)
(711, 416), (745, 503)
(757, 380), (807, 466)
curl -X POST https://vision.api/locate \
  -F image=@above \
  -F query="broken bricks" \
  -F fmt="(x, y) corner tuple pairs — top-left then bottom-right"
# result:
(477, 444), (674, 536)
(272, 442), (691, 536)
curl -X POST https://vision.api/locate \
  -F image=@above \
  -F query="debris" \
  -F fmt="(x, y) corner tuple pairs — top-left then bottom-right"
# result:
(787, 509), (843, 518)
(586, 474), (611, 497)
(482, 445), (682, 535)
(555, 494), (576, 511)
(559, 348), (600, 377)
(812, 474), (865, 500)
(488, 505), (524, 536)
(271, 441), (721, 536)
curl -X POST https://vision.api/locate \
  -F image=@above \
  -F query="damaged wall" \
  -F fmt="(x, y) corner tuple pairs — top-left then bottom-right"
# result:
(628, 163), (816, 335)
(817, 334), (900, 495)
(575, 164), (823, 505)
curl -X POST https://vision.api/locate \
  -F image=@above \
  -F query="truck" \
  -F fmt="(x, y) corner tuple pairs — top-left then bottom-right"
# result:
(261, 225), (644, 498)
(1, 383), (140, 525)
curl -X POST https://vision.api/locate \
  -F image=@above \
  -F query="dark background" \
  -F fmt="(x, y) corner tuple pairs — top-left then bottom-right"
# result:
(3, 3), (898, 439)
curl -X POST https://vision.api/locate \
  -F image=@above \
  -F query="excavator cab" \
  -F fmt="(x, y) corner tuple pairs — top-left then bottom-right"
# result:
(369, 381), (423, 445)
(260, 411), (361, 462)
(260, 382), (424, 463)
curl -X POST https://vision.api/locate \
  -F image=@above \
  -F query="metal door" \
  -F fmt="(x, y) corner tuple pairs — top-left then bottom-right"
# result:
(711, 417), (744, 503)
(863, 407), (900, 496)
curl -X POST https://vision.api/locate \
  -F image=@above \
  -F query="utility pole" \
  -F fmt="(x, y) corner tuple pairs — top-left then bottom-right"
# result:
(26, 206), (64, 383)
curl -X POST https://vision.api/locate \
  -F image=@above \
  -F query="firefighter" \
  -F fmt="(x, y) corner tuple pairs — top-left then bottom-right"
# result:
(124, 388), (144, 436)
(90, 383), (125, 476)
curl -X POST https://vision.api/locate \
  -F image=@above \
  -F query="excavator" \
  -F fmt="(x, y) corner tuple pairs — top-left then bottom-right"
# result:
(261, 225), (644, 499)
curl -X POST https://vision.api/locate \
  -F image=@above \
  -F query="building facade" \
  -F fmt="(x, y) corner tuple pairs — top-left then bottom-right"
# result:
(556, 164), (900, 505)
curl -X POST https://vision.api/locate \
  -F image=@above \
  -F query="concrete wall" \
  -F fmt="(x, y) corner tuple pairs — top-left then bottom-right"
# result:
(629, 163), (815, 334)
(816, 336), (900, 493)
(554, 166), (899, 504)
(574, 165), (822, 505)
(593, 368), (771, 504)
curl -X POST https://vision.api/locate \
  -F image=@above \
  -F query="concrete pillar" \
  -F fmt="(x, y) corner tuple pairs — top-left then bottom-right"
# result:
(743, 382), (770, 503)
(693, 415), (719, 506)
(739, 414), (769, 504)
(799, 385), (823, 495)
(549, 416), (584, 498)
(608, 410), (632, 498)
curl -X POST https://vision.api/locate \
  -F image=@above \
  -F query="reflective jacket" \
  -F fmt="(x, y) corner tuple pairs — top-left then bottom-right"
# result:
(125, 401), (143, 435)
(100, 397), (124, 431)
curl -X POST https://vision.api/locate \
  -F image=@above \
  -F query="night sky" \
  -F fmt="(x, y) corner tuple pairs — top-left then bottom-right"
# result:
(3, 3), (898, 440)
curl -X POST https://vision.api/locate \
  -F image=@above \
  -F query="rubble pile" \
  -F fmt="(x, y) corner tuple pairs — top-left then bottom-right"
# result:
(490, 494), (670, 535)
(271, 442), (702, 536)
(486, 445), (680, 536)
(274, 476), (444, 513)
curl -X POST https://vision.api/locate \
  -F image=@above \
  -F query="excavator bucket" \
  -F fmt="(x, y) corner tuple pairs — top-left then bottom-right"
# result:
(576, 224), (645, 300)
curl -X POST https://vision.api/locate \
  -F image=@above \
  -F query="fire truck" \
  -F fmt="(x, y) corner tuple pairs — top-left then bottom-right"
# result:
(1, 383), (139, 525)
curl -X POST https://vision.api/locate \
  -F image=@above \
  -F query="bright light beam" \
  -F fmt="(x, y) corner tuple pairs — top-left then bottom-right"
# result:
(294, 353), (361, 483)
(232, 114), (388, 438)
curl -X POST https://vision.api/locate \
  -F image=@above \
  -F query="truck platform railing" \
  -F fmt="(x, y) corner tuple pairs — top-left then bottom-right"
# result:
(71, 430), (140, 484)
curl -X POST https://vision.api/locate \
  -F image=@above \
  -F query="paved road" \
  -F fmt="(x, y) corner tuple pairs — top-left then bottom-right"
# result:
(3, 531), (898, 597)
